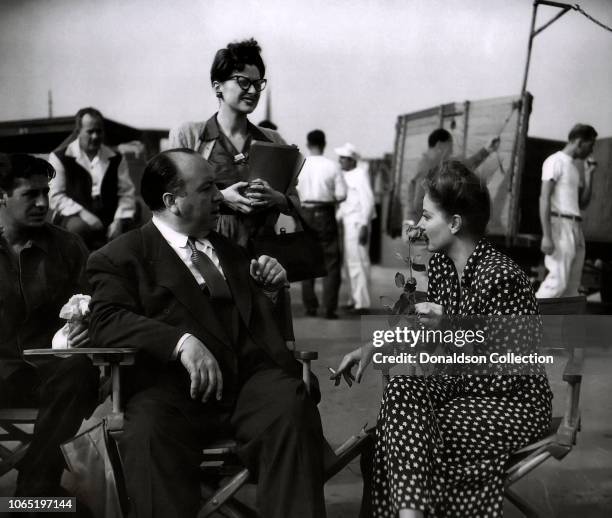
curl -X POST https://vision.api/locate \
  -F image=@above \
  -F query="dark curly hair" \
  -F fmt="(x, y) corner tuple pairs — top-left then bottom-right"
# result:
(210, 38), (265, 84)
(424, 160), (490, 237)
(0, 153), (55, 195)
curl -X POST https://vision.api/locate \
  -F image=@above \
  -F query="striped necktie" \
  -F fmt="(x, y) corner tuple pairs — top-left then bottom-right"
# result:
(187, 238), (231, 300)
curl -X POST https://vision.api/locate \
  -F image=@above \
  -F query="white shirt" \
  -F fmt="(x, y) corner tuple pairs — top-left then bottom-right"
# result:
(337, 166), (374, 226)
(152, 216), (226, 357)
(48, 139), (136, 220)
(296, 155), (347, 203)
(541, 151), (582, 217)
(152, 216), (225, 287)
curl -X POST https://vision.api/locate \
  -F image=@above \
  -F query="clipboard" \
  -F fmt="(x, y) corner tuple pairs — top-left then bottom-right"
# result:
(248, 141), (305, 193)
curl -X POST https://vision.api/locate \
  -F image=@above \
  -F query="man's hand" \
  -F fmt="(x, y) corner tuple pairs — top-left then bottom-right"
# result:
(358, 225), (369, 246)
(541, 236), (554, 256)
(332, 343), (374, 384)
(179, 336), (223, 403)
(80, 209), (104, 231)
(67, 321), (90, 348)
(414, 302), (445, 329)
(486, 137), (501, 154)
(250, 255), (287, 290)
(585, 157), (598, 176)
(221, 182), (253, 214)
(107, 219), (123, 240)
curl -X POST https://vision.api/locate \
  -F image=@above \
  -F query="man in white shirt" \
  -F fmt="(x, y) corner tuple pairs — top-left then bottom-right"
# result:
(335, 143), (374, 312)
(86, 149), (326, 518)
(48, 107), (136, 249)
(297, 130), (347, 319)
(536, 123), (598, 298)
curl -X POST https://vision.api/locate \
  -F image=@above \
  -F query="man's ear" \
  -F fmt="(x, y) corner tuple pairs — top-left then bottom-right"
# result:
(0, 189), (8, 208)
(162, 192), (179, 215)
(449, 214), (463, 235)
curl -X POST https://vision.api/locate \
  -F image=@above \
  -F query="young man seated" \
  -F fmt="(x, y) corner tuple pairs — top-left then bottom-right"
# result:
(0, 153), (99, 498)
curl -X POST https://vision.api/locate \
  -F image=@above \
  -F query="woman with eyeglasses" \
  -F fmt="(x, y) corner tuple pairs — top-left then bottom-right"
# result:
(334, 161), (552, 517)
(169, 38), (298, 247)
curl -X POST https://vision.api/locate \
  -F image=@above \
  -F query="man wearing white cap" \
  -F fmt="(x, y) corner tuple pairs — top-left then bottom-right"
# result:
(335, 143), (374, 313)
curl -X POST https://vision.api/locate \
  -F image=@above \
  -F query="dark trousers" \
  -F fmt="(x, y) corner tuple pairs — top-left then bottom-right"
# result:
(119, 366), (326, 518)
(0, 356), (100, 495)
(300, 206), (341, 314)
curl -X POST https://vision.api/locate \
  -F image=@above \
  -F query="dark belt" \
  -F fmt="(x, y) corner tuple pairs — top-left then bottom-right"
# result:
(301, 202), (336, 211)
(551, 211), (582, 222)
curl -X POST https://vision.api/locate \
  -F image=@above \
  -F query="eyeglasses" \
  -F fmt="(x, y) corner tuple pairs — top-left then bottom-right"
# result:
(228, 76), (267, 92)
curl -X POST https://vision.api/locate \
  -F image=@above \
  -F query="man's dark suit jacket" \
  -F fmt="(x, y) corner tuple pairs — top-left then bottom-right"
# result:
(87, 221), (307, 403)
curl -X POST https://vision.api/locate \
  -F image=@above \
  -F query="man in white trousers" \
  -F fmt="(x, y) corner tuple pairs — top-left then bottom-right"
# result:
(335, 143), (374, 313)
(536, 123), (598, 298)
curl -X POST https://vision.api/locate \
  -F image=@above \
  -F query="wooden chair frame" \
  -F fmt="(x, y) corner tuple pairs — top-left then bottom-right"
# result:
(14, 348), (371, 518)
(503, 295), (587, 517)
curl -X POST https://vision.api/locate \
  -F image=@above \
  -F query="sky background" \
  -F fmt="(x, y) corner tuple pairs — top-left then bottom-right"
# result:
(1, 0), (611, 157)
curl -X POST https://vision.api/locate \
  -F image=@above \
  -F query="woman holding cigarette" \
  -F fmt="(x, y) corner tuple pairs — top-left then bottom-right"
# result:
(334, 161), (552, 517)
(169, 38), (298, 247)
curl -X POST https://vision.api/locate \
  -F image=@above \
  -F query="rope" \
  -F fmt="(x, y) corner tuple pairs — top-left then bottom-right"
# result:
(573, 4), (612, 33)
(494, 102), (520, 176)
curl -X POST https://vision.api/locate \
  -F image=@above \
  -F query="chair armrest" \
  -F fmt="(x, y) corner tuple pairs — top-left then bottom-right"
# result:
(294, 351), (318, 361)
(23, 348), (136, 431)
(23, 347), (136, 367)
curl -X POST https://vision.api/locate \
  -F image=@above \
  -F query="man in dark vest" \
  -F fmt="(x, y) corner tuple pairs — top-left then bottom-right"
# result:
(48, 107), (136, 249)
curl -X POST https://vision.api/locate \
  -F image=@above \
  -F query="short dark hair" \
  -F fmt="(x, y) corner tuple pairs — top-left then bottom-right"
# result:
(210, 38), (265, 84)
(307, 130), (326, 149)
(0, 153), (55, 194)
(424, 160), (490, 237)
(568, 124), (597, 143)
(140, 149), (198, 211)
(75, 107), (104, 129)
(428, 128), (452, 148)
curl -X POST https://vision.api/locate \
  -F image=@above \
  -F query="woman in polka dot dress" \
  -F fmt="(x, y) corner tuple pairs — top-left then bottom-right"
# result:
(335, 161), (552, 517)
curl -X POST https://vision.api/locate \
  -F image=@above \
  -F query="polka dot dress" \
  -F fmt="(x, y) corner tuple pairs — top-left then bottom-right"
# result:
(371, 239), (553, 517)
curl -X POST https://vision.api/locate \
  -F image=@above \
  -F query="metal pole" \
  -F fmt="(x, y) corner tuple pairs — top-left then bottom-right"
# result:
(520, 1), (540, 99)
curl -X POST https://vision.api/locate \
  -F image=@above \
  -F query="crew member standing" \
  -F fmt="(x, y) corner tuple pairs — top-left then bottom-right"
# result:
(336, 143), (374, 314)
(297, 130), (347, 319)
(536, 123), (598, 298)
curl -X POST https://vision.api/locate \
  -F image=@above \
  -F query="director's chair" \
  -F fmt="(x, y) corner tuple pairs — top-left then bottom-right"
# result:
(22, 347), (372, 518)
(503, 295), (587, 517)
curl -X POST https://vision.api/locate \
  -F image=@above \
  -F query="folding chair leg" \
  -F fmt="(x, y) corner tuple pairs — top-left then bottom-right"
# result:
(505, 487), (540, 518)
(0, 443), (29, 476)
(198, 468), (251, 518)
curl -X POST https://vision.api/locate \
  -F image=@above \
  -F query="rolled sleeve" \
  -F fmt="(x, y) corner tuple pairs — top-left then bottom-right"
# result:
(113, 157), (136, 220)
(48, 152), (85, 217)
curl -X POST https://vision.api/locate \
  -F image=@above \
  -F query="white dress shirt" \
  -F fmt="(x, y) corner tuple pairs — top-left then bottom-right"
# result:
(152, 216), (226, 286)
(296, 155), (347, 203)
(152, 216), (226, 357)
(48, 139), (136, 220)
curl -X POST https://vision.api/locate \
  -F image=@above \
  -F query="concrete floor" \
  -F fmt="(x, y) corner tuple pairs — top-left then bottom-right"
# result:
(2, 265), (611, 517)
